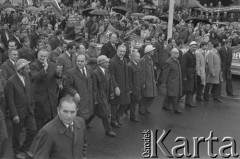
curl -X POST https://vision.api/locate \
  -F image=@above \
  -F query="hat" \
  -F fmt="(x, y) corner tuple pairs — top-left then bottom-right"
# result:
(189, 41), (198, 46)
(144, 45), (155, 54)
(16, 59), (30, 71)
(97, 55), (109, 65)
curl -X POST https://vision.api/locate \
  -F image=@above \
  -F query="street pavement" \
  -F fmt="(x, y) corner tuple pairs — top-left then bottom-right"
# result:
(3, 75), (240, 159)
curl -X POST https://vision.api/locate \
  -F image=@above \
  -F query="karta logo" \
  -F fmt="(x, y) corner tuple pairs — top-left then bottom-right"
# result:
(142, 130), (239, 158)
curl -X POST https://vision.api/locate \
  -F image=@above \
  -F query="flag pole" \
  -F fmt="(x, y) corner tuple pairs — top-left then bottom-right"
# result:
(167, 0), (174, 40)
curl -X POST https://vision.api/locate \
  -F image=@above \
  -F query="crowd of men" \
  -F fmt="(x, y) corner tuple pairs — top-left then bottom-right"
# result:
(0, 1), (237, 159)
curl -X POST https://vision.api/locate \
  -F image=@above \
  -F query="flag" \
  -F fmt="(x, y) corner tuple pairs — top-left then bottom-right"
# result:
(50, 0), (62, 17)
(100, 24), (124, 44)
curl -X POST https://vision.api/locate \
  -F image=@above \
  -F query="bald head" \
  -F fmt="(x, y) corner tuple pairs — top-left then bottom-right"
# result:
(171, 48), (179, 58)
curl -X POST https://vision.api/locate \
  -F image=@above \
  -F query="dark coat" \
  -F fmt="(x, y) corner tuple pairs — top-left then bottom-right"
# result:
(1, 59), (16, 80)
(160, 57), (182, 96)
(29, 31), (40, 49)
(181, 50), (197, 92)
(139, 55), (157, 97)
(18, 46), (35, 62)
(64, 66), (93, 120)
(4, 74), (34, 119)
(30, 60), (61, 120)
(109, 55), (131, 105)
(219, 46), (233, 70)
(153, 40), (164, 69)
(49, 36), (63, 51)
(100, 41), (117, 59)
(0, 29), (11, 48)
(10, 35), (22, 49)
(92, 66), (114, 118)
(51, 47), (63, 63)
(34, 116), (87, 159)
(127, 61), (142, 102)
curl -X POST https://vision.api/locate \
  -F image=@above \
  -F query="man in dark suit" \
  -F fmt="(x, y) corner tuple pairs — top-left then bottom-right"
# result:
(34, 96), (88, 159)
(56, 42), (76, 75)
(1, 49), (18, 80)
(126, 52), (141, 122)
(109, 45), (131, 128)
(92, 55), (116, 137)
(29, 27), (41, 49)
(0, 24), (11, 48)
(5, 59), (37, 159)
(18, 37), (35, 62)
(160, 48), (183, 115)
(181, 41), (197, 107)
(2, 40), (17, 64)
(10, 28), (22, 49)
(51, 42), (67, 63)
(219, 40), (234, 96)
(100, 33), (118, 59)
(30, 50), (62, 130)
(49, 30), (64, 51)
(64, 54), (93, 122)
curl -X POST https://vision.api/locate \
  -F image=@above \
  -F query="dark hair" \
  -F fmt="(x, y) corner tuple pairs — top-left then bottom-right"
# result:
(21, 37), (29, 44)
(175, 39), (183, 46)
(144, 37), (151, 42)
(8, 40), (16, 46)
(59, 95), (77, 109)
(213, 42), (220, 48)
(200, 42), (208, 48)
(55, 29), (63, 36)
(168, 38), (173, 44)
(158, 32), (165, 38)
(67, 42), (76, 51)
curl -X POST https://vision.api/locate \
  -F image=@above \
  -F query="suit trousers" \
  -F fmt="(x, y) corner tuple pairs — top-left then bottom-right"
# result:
(0, 118), (8, 158)
(126, 101), (138, 120)
(101, 117), (112, 132)
(196, 75), (204, 99)
(12, 110), (37, 154)
(162, 95), (178, 111)
(139, 97), (155, 112)
(204, 83), (221, 100)
(111, 104), (129, 123)
(182, 91), (194, 105)
(223, 69), (233, 95)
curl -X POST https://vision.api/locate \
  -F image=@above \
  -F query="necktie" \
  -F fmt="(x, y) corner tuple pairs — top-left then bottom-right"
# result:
(82, 68), (87, 77)
(68, 124), (74, 132)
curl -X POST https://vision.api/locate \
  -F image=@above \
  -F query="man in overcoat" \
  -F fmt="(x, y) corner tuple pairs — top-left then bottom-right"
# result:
(181, 41), (197, 107)
(160, 48), (183, 115)
(5, 59), (37, 159)
(219, 39), (234, 96)
(34, 96), (88, 159)
(100, 33), (118, 59)
(139, 45), (157, 115)
(92, 55), (116, 137)
(109, 45), (131, 128)
(1, 49), (18, 80)
(30, 49), (62, 130)
(64, 54), (93, 122)
(126, 52), (141, 122)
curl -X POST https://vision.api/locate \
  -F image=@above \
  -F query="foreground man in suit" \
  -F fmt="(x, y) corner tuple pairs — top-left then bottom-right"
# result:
(34, 96), (88, 159)
(160, 48), (183, 115)
(5, 59), (37, 159)
(92, 55), (116, 137)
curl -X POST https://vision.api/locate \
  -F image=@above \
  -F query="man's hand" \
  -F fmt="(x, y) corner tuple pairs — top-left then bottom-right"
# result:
(13, 116), (20, 124)
(142, 83), (146, 89)
(43, 57), (48, 70)
(115, 87), (120, 96)
(56, 65), (63, 75)
(58, 84), (63, 89)
(74, 93), (81, 103)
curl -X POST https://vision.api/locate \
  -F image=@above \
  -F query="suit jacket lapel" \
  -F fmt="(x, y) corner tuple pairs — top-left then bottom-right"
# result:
(55, 117), (74, 140)
(74, 66), (86, 80)
(15, 74), (25, 89)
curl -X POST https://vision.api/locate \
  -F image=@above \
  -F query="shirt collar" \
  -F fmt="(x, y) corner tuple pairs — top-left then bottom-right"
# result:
(132, 60), (137, 65)
(63, 122), (74, 128)
(66, 51), (71, 57)
(17, 72), (24, 80)
(99, 66), (105, 73)
(9, 59), (15, 65)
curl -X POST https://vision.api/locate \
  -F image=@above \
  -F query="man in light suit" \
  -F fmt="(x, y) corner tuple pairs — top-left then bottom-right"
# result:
(195, 42), (207, 102)
(34, 96), (88, 159)
(5, 59), (37, 159)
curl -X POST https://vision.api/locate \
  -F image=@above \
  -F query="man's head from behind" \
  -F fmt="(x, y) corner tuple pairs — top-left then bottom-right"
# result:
(58, 96), (77, 125)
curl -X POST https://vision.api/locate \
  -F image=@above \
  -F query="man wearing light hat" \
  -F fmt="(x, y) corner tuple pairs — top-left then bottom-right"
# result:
(181, 41), (198, 108)
(5, 59), (37, 159)
(92, 55), (116, 137)
(139, 45), (157, 115)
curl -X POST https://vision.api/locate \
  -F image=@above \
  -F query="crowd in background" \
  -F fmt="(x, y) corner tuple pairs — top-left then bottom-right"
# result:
(0, 0), (238, 158)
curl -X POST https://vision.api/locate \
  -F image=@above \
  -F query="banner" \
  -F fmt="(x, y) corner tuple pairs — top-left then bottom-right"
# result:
(192, 0), (240, 12)
(50, 0), (62, 17)
(67, 17), (81, 27)
(100, 24), (124, 44)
